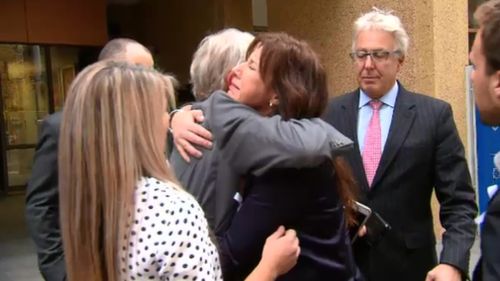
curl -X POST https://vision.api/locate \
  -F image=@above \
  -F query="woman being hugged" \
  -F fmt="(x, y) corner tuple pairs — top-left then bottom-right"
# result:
(217, 33), (361, 281)
(58, 61), (298, 281)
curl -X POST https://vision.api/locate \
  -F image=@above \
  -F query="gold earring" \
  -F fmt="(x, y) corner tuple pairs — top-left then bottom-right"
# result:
(269, 101), (273, 107)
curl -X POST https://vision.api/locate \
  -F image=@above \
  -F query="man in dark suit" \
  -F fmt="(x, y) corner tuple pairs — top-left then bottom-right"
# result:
(469, 1), (500, 280)
(25, 38), (154, 281)
(323, 8), (477, 281)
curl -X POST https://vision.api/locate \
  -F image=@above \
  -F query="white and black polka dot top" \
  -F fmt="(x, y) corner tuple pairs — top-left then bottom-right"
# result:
(120, 177), (222, 281)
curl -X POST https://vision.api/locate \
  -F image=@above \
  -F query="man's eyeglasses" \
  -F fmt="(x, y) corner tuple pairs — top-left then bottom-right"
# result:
(349, 50), (402, 63)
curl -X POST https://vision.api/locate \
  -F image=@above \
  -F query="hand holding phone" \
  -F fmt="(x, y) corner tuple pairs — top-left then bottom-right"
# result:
(350, 201), (372, 243)
(350, 201), (391, 245)
(363, 211), (391, 245)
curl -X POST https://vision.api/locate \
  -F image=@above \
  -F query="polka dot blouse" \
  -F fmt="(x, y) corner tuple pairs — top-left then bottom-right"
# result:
(120, 177), (222, 281)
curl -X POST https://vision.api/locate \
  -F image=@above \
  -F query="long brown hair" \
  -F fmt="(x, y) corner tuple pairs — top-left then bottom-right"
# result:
(59, 61), (178, 281)
(247, 32), (358, 226)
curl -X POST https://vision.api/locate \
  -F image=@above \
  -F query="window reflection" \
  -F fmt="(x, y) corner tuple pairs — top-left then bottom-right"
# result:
(0, 45), (49, 189)
(50, 46), (79, 112)
(0, 44), (98, 191)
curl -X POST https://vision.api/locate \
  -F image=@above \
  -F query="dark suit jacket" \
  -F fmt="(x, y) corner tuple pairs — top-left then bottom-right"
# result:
(473, 192), (500, 281)
(25, 112), (66, 281)
(323, 83), (477, 281)
(219, 162), (360, 281)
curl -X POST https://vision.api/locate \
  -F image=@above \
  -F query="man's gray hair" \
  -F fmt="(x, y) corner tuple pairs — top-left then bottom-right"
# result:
(190, 28), (254, 101)
(98, 38), (151, 61)
(352, 7), (410, 57)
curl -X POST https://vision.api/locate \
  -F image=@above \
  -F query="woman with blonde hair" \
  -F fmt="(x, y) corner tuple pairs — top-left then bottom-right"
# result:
(58, 61), (299, 281)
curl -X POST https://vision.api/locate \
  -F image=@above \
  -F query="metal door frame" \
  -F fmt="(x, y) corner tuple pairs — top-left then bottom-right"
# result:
(0, 76), (7, 195)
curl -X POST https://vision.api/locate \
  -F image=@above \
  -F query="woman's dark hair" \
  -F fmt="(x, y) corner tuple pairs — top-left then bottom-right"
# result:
(247, 32), (327, 120)
(247, 32), (358, 226)
(333, 157), (358, 227)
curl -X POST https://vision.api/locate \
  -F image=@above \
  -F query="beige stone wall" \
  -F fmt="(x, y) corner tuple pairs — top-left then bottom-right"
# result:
(268, 0), (470, 239)
(430, 0), (470, 238)
(432, 0), (469, 147)
(268, 1), (417, 96)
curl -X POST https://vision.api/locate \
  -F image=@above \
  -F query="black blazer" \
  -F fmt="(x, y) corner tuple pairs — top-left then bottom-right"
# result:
(219, 162), (361, 281)
(323, 83), (477, 281)
(25, 112), (66, 281)
(473, 192), (500, 281)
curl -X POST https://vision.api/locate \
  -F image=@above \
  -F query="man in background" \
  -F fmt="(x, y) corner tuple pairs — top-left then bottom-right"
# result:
(25, 38), (154, 281)
(469, 1), (500, 280)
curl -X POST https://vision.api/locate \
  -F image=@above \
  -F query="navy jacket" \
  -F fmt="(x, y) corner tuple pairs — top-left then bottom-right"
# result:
(219, 162), (360, 281)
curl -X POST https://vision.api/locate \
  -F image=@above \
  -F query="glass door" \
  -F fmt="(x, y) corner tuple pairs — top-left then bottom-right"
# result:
(0, 45), (49, 193)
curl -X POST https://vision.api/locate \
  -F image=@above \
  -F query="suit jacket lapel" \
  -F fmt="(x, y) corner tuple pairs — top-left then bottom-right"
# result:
(488, 189), (500, 212)
(341, 90), (370, 192)
(371, 84), (416, 188)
